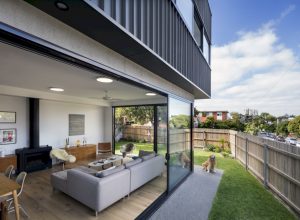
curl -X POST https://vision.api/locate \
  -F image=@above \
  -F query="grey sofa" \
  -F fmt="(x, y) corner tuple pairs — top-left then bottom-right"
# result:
(51, 155), (165, 216)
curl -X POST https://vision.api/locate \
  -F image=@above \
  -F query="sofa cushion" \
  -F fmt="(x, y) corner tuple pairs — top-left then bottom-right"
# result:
(74, 166), (97, 175)
(124, 158), (142, 168)
(141, 152), (156, 161)
(139, 150), (155, 157)
(96, 165), (125, 178)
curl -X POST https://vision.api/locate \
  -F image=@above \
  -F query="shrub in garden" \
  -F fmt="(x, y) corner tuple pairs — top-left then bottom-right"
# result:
(207, 144), (216, 152)
(215, 146), (221, 153)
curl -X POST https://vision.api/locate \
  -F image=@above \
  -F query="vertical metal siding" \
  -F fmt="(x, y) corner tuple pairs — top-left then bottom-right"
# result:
(94, 0), (211, 94)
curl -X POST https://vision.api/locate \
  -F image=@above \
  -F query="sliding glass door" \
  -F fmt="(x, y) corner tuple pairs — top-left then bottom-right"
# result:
(168, 97), (192, 191)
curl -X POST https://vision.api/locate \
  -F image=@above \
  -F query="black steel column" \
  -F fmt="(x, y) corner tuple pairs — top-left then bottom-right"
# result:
(153, 106), (158, 153)
(29, 98), (39, 148)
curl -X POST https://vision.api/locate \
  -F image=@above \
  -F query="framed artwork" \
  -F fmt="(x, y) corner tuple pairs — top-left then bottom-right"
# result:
(0, 128), (17, 145)
(69, 114), (85, 136)
(0, 111), (16, 123)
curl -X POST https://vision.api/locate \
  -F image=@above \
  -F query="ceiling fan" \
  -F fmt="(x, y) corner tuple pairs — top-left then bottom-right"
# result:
(102, 91), (121, 102)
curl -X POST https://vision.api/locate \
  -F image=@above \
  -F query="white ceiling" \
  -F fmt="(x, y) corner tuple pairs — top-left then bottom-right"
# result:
(0, 42), (166, 106)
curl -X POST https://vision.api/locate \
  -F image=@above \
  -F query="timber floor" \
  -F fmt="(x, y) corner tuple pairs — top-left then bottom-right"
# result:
(7, 158), (166, 220)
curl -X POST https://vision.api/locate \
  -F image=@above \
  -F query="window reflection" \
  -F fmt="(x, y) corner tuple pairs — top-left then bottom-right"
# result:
(168, 97), (191, 190)
(176, 0), (194, 32)
(203, 34), (210, 64)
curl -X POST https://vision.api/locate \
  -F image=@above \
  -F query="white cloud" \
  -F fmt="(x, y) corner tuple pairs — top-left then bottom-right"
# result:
(195, 21), (300, 116)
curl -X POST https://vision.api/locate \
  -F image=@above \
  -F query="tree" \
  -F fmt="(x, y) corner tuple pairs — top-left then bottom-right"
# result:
(288, 116), (300, 137)
(194, 107), (200, 117)
(229, 112), (245, 131)
(115, 106), (154, 125)
(169, 114), (190, 128)
(245, 122), (260, 135)
(276, 121), (289, 136)
(204, 116), (216, 128)
(244, 112), (277, 135)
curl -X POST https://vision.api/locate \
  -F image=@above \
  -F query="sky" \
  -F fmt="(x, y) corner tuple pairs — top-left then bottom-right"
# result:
(195, 0), (300, 117)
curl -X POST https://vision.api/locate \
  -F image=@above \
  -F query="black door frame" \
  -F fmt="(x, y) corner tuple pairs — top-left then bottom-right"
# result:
(112, 103), (167, 155)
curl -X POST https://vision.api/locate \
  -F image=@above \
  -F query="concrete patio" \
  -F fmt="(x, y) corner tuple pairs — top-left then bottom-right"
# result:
(150, 166), (223, 220)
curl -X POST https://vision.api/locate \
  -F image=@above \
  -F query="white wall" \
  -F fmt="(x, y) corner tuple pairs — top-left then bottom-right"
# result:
(103, 107), (112, 143)
(0, 95), (111, 155)
(0, 95), (29, 155)
(40, 100), (107, 148)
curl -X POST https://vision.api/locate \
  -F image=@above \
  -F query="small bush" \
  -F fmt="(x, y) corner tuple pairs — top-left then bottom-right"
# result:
(215, 146), (221, 153)
(207, 144), (216, 152)
(221, 152), (229, 157)
(224, 147), (231, 154)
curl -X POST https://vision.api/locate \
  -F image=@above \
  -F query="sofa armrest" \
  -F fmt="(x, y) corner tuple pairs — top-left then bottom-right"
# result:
(67, 169), (101, 211)
(97, 169), (130, 211)
(67, 168), (130, 212)
(129, 155), (165, 192)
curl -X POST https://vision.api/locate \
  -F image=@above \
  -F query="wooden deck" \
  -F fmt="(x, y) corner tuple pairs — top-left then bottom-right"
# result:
(7, 159), (166, 220)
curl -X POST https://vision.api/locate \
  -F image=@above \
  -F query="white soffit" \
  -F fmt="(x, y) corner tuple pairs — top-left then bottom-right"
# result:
(0, 42), (165, 106)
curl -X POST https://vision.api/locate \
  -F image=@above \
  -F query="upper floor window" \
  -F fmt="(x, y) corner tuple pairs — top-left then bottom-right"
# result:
(203, 33), (210, 64)
(175, 0), (194, 33)
(193, 15), (202, 48)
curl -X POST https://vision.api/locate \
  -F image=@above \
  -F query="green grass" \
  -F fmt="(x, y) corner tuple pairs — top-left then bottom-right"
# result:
(194, 149), (296, 220)
(115, 141), (154, 155)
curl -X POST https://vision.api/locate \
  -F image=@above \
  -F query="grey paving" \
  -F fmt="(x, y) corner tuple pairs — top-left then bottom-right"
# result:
(149, 166), (223, 220)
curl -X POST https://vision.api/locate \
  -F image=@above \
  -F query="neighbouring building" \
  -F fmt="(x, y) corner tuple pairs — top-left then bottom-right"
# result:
(198, 111), (228, 122)
(0, 0), (211, 219)
(277, 114), (295, 123)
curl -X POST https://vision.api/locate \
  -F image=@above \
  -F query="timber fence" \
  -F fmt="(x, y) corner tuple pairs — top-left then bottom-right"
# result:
(194, 128), (300, 215)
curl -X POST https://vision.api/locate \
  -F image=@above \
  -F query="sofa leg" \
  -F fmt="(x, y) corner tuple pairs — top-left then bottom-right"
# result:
(95, 211), (98, 217)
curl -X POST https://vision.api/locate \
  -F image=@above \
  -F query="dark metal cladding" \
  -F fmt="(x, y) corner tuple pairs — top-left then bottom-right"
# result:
(24, 0), (211, 98)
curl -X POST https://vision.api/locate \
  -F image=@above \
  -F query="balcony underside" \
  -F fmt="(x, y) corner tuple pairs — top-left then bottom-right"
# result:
(24, 0), (210, 99)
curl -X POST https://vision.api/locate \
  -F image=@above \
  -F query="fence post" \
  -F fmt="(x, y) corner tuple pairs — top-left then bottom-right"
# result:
(234, 134), (237, 159)
(203, 131), (207, 148)
(245, 138), (248, 170)
(263, 144), (269, 188)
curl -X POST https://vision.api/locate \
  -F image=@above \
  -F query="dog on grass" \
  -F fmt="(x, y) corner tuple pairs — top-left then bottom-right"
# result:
(202, 155), (216, 173)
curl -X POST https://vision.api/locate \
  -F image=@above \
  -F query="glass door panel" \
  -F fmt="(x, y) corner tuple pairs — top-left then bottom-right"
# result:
(168, 97), (192, 191)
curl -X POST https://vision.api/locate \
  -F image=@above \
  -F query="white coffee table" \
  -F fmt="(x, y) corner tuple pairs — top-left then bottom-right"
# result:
(88, 155), (123, 169)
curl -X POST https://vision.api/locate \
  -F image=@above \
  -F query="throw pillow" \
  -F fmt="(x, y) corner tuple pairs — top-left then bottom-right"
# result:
(95, 165), (125, 178)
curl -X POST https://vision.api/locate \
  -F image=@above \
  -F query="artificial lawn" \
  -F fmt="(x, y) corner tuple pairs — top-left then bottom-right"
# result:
(194, 149), (296, 220)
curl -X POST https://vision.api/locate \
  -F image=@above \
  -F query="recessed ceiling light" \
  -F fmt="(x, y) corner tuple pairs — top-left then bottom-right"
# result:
(55, 1), (69, 11)
(49, 87), (64, 92)
(145, 92), (156, 96)
(97, 77), (113, 83)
